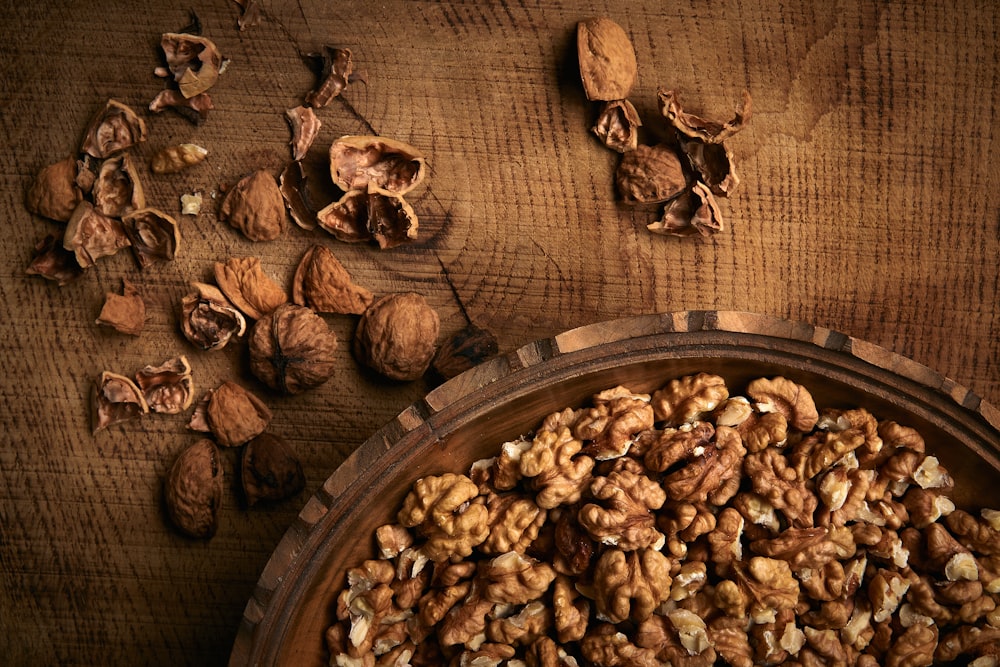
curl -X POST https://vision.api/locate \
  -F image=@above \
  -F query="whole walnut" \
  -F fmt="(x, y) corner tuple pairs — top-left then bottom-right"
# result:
(354, 292), (440, 381)
(249, 303), (339, 394)
(164, 439), (223, 539)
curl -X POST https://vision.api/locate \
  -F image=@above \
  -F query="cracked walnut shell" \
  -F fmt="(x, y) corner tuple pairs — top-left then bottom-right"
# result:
(219, 169), (287, 242)
(249, 303), (339, 394)
(329, 135), (426, 195)
(291, 244), (373, 315)
(206, 381), (272, 448)
(214, 256), (288, 320)
(164, 439), (223, 539)
(353, 292), (439, 381)
(96, 278), (145, 335)
(135, 355), (193, 414)
(180, 282), (247, 351)
(91, 371), (148, 433)
(576, 17), (638, 102)
(25, 155), (83, 222)
(80, 99), (147, 158)
(122, 207), (181, 268)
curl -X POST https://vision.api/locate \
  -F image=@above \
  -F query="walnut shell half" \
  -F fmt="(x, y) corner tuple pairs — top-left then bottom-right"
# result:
(164, 439), (223, 539)
(577, 17), (638, 102)
(328, 135), (426, 195)
(249, 303), (339, 394)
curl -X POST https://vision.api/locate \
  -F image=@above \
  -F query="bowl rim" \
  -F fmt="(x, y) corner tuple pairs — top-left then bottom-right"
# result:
(228, 309), (1000, 666)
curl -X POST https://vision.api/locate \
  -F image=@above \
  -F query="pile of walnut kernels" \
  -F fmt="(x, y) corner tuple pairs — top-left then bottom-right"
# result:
(325, 373), (1000, 666)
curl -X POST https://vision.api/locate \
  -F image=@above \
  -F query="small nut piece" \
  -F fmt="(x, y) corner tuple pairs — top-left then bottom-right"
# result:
(80, 99), (148, 158)
(164, 439), (223, 539)
(576, 17), (638, 101)
(354, 292), (440, 381)
(291, 244), (374, 315)
(96, 278), (145, 335)
(150, 143), (208, 174)
(122, 207), (181, 268)
(328, 135), (426, 195)
(180, 282), (247, 351)
(249, 303), (339, 394)
(206, 381), (272, 448)
(241, 432), (305, 506)
(219, 169), (287, 242)
(25, 155), (83, 222)
(135, 356), (194, 415)
(214, 256), (288, 320)
(91, 371), (149, 433)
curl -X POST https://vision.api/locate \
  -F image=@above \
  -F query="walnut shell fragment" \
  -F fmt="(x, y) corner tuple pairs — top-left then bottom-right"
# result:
(96, 278), (146, 335)
(160, 32), (223, 98)
(592, 99), (641, 153)
(122, 207), (181, 268)
(63, 201), (131, 268)
(647, 182), (723, 238)
(149, 89), (214, 124)
(658, 88), (753, 145)
(25, 156), (83, 222)
(240, 432), (305, 507)
(304, 46), (354, 108)
(164, 439), (223, 539)
(150, 143), (208, 175)
(285, 106), (322, 162)
(354, 292), (440, 381)
(577, 17), (638, 102)
(180, 282), (247, 351)
(329, 135), (426, 195)
(316, 184), (419, 249)
(431, 324), (499, 380)
(135, 355), (194, 414)
(616, 144), (687, 203)
(292, 244), (373, 315)
(206, 381), (272, 448)
(219, 169), (287, 242)
(214, 256), (288, 320)
(92, 371), (149, 433)
(80, 99), (148, 159)
(279, 161), (316, 230)
(26, 232), (84, 285)
(93, 153), (145, 217)
(249, 303), (339, 394)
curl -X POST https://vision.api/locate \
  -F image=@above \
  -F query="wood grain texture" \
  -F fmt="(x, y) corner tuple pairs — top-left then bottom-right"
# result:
(0, 0), (997, 664)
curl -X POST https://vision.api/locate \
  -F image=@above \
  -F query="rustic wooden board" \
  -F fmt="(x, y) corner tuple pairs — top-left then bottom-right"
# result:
(1, 0), (998, 664)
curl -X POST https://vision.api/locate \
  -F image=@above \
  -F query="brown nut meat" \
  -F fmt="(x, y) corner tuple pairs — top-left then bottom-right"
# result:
(241, 432), (305, 506)
(150, 143), (208, 174)
(747, 376), (819, 432)
(354, 292), (439, 381)
(219, 169), (287, 242)
(91, 371), (149, 433)
(206, 381), (272, 448)
(592, 99), (641, 153)
(122, 207), (181, 268)
(180, 282), (247, 351)
(135, 355), (193, 414)
(519, 427), (595, 509)
(214, 256), (288, 320)
(616, 143), (687, 203)
(291, 244), (373, 315)
(249, 303), (339, 394)
(329, 135), (426, 195)
(584, 547), (672, 623)
(578, 464), (666, 551)
(80, 99), (148, 158)
(576, 17), (638, 102)
(575, 386), (654, 460)
(160, 32), (223, 98)
(651, 372), (729, 426)
(96, 278), (145, 335)
(164, 439), (223, 539)
(93, 153), (145, 217)
(63, 201), (131, 268)
(398, 473), (489, 561)
(480, 550), (558, 605)
(25, 155), (83, 222)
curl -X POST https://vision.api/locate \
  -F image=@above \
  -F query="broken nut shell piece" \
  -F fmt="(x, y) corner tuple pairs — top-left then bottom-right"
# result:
(63, 201), (131, 268)
(206, 381), (272, 448)
(80, 99), (148, 159)
(214, 256), (288, 320)
(160, 32), (223, 98)
(291, 244), (374, 315)
(577, 17), (638, 102)
(164, 439), (223, 539)
(135, 355), (194, 415)
(122, 207), (181, 268)
(180, 282), (247, 351)
(92, 371), (149, 433)
(96, 278), (146, 335)
(93, 153), (145, 218)
(328, 135), (426, 195)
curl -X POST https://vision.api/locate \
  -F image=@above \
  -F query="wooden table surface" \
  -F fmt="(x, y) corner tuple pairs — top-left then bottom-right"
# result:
(1, 0), (998, 664)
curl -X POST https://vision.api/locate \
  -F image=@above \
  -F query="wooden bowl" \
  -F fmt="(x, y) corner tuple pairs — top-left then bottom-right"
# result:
(229, 310), (1000, 666)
